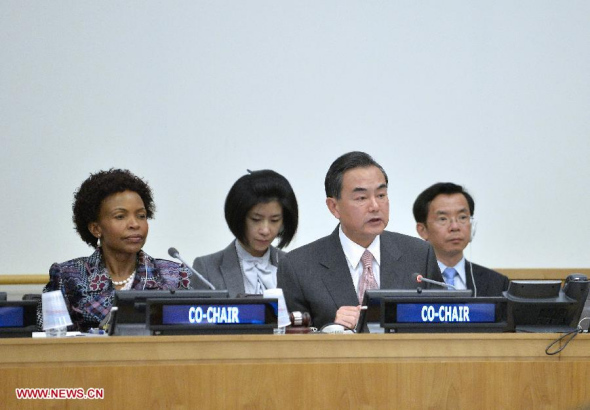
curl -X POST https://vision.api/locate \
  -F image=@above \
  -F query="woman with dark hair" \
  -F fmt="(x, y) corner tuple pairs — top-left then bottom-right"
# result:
(38, 169), (191, 331)
(191, 170), (298, 297)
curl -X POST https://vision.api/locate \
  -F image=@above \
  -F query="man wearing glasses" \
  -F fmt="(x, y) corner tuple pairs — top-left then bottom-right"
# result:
(413, 182), (509, 297)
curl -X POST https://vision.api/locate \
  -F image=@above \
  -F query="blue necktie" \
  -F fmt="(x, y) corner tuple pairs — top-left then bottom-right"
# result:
(442, 267), (457, 288)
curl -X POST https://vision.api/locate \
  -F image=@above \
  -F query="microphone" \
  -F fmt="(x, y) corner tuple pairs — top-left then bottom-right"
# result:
(412, 273), (456, 290)
(168, 247), (216, 290)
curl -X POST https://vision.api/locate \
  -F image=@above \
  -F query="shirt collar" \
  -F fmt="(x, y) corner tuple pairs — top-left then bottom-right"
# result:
(437, 257), (466, 283)
(338, 225), (381, 269)
(235, 240), (271, 264)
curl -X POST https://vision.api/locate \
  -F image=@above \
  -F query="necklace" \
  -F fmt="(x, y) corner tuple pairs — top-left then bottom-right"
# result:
(110, 271), (136, 286)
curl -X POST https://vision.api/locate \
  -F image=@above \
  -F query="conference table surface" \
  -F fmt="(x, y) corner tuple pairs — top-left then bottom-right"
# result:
(1, 332), (589, 409)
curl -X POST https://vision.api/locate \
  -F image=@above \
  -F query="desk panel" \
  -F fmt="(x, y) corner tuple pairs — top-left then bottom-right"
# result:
(1, 334), (589, 409)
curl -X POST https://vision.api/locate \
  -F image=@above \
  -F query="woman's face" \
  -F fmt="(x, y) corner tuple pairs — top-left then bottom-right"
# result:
(88, 190), (149, 257)
(242, 200), (283, 257)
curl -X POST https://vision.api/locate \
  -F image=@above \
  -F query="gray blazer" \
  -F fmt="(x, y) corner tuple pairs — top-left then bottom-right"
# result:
(191, 241), (284, 298)
(277, 227), (443, 329)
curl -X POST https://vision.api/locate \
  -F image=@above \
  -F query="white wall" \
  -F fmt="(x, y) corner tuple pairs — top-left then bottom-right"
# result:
(1, 1), (589, 275)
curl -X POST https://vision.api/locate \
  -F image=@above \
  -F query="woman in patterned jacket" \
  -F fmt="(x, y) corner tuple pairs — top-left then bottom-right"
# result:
(38, 169), (191, 332)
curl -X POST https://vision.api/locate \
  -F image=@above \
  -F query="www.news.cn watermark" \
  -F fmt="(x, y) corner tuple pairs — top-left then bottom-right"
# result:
(15, 388), (104, 400)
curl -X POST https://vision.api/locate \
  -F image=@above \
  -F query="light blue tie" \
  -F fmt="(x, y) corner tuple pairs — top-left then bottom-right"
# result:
(442, 267), (457, 288)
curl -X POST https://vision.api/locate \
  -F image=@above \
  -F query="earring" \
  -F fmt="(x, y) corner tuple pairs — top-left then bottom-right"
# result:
(97, 236), (101, 248)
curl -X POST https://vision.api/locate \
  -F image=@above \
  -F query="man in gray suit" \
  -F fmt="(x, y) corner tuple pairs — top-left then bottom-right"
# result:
(278, 151), (443, 329)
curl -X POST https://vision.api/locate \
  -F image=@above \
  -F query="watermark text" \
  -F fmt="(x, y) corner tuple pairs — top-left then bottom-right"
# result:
(15, 388), (104, 400)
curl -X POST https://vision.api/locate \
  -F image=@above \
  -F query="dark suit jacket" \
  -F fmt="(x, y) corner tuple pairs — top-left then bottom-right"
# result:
(278, 227), (443, 329)
(191, 241), (284, 298)
(464, 261), (510, 297)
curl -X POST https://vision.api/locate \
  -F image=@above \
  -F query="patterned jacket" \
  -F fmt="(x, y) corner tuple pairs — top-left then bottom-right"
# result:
(37, 248), (191, 331)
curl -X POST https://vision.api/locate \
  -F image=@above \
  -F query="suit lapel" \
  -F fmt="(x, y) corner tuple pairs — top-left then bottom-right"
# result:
(319, 228), (361, 307)
(86, 249), (110, 293)
(269, 246), (280, 267)
(465, 261), (473, 291)
(379, 233), (404, 288)
(134, 250), (159, 289)
(220, 242), (246, 295)
(465, 260), (483, 295)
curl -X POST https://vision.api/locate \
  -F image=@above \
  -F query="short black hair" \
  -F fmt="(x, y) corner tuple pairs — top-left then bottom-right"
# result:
(73, 169), (155, 247)
(324, 151), (388, 199)
(224, 170), (298, 249)
(413, 182), (475, 224)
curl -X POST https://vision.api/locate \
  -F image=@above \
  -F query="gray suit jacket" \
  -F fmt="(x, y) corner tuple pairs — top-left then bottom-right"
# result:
(191, 241), (284, 298)
(277, 227), (443, 329)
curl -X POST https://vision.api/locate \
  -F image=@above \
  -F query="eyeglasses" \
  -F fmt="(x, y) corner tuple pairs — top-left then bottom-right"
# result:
(431, 215), (473, 228)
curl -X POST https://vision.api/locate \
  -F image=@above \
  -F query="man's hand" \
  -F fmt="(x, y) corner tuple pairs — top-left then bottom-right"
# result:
(334, 305), (362, 329)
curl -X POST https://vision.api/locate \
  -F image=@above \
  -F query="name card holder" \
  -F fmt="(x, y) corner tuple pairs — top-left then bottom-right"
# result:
(0, 301), (38, 338)
(147, 298), (278, 335)
(380, 297), (509, 333)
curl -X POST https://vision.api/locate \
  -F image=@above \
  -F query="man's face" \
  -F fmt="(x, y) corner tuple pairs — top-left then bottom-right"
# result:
(417, 193), (472, 263)
(326, 165), (389, 248)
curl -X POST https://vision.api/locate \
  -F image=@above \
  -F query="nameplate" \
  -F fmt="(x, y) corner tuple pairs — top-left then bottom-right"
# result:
(147, 298), (278, 335)
(0, 301), (38, 338)
(381, 297), (508, 333)
(396, 303), (496, 323)
(0, 306), (25, 327)
(161, 303), (270, 326)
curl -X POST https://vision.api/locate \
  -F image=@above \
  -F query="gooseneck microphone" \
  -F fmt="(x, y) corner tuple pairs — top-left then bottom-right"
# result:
(412, 273), (456, 290)
(168, 247), (216, 290)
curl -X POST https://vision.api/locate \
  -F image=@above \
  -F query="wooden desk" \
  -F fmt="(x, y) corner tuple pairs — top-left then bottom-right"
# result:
(1, 333), (589, 409)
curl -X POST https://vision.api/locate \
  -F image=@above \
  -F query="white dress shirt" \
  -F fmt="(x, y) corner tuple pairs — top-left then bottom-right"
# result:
(338, 226), (381, 292)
